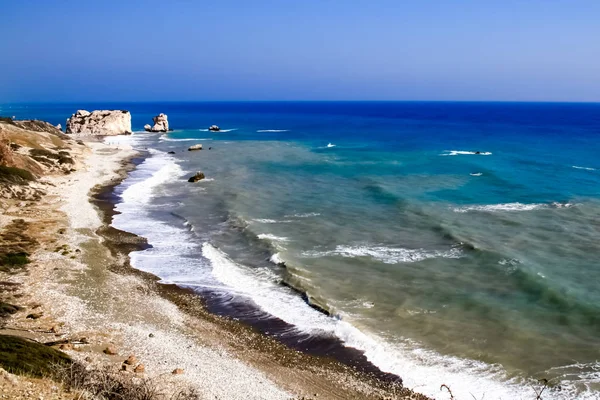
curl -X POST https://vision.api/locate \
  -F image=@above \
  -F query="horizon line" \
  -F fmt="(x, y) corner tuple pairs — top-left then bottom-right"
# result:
(2, 99), (600, 105)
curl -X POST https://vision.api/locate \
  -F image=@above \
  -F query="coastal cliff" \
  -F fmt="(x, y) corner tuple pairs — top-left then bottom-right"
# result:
(66, 110), (132, 135)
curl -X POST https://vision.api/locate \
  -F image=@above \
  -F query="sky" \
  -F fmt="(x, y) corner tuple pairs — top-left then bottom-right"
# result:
(1, 0), (600, 102)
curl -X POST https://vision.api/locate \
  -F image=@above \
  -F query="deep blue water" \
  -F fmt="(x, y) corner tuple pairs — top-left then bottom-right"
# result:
(3, 102), (600, 399)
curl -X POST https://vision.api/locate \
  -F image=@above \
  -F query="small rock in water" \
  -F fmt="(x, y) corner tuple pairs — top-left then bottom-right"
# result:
(188, 172), (205, 182)
(168, 151), (176, 154)
(188, 144), (203, 151)
(208, 125), (220, 131)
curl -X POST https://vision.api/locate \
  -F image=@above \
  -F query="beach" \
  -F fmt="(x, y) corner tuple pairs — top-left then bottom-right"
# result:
(0, 131), (423, 399)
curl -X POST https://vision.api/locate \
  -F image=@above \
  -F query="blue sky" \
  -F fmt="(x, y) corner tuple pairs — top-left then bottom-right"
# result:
(2, 1), (599, 102)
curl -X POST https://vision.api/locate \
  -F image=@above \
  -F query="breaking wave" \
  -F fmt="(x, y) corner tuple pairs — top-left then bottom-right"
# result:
(302, 244), (462, 264)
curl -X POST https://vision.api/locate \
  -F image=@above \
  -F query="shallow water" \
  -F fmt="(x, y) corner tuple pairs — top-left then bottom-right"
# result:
(6, 101), (600, 399)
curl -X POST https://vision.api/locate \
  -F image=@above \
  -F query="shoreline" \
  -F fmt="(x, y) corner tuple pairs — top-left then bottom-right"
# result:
(89, 140), (426, 398)
(0, 133), (428, 399)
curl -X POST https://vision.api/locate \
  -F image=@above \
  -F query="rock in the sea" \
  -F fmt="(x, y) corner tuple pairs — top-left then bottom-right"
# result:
(188, 172), (205, 182)
(188, 144), (203, 151)
(208, 125), (220, 131)
(66, 110), (132, 136)
(168, 151), (176, 154)
(144, 113), (169, 132)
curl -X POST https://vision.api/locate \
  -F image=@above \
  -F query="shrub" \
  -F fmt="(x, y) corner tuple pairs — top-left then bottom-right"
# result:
(29, 148), (60, 160)
(0, 335), (71, 377)
(53, 361), (200, 400)
(0, 302), (21, 317)
(0, 166), (36, 184)
(0, 131), (12, 165)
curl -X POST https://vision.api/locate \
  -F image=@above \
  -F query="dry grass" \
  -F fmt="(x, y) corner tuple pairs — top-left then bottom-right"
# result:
(0, 131), (13, 166)
(52, 361), (200, 400)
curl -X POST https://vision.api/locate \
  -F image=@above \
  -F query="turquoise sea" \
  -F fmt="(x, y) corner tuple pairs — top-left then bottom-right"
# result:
(4, 102), (600, 399)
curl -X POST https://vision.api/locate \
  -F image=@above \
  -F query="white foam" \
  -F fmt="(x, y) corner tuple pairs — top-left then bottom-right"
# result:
(572, 165), (596, 171)
(257, 129), (289, 133)
(252, 218), (292, 224)
(257, 234), (290, 242)
(453, 203), (546, 213)
(470, 172), (483, 176)
(269, 253), (285, 265)
(120, 152), (184, 205)
(202, 243), (570, 399)
(302, 245), (461, 264)
(286, 212), (321, 218)
(441, 150), (492, 156)
(327, 143), (336, 148)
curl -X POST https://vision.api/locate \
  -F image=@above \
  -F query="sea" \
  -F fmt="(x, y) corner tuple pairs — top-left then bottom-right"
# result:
(4, 101), (600, 399)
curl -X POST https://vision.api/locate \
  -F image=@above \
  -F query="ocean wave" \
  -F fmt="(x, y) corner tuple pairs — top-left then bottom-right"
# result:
(327, 143), (336, 148)
(453, 202), (575, 213)
(572, 165), (596, 171)
(470, 172), (483, 176)
(441, 150), (492, 156)
(201, 243), (554, 399)
(285, 212), (321, 218)
(269, 252), (285, 265)
(302, 245), (462, 264)
(257, 129), (289, 132)
(159, 134), (211, 142)
(252, 218), (292, 224)
(257, 233), (290, 242)
(120, 153), (184, 205)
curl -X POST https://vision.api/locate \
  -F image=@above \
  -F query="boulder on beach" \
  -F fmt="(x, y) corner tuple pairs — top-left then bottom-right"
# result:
(66, 110), (132, 136)
(188, 144), (203, 151)
(188, 172), (205, 182)
(208, 125), (220, 131)
(144, 113), (169, 132)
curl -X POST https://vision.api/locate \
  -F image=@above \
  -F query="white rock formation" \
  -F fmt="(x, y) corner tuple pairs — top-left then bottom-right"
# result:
(66, 110), (132, 135)
(144, 113), (169, 132)
(188, 144), (203, 151)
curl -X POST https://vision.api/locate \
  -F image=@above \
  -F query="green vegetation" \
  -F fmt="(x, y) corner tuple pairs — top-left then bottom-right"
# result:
(0, 252), (31, 271)
(0, 302), (21, 317)
(0, 335), (71, 377)
(0, 165), (36, 184)
(30, 148), (59, 159)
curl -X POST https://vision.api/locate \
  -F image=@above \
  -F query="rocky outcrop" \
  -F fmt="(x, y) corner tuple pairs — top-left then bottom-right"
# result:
(66, 110), (132, 135)
(209, 125), (220, 131)
(144, 113), (169, 132)
(188, 144), (203, 151)
(188, 172), (205, 182)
